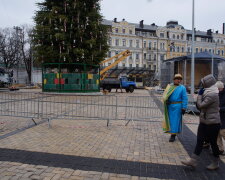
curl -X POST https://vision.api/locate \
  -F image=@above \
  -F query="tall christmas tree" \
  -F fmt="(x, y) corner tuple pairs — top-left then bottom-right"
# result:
(33, 0), (109, 65)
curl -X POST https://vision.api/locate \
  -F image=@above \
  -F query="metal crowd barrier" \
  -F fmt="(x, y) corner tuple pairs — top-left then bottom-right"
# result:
(39, 93), (117, 126)
(125, 96), (164, 126)
(0, 91), (165, 133)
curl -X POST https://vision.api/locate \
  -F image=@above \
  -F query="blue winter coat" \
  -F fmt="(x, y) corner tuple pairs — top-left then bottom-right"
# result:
(167, 84), (188, 134)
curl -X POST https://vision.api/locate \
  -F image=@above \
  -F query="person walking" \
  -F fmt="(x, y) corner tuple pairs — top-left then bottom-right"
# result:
(181, 74), (221, 170)
(216, 81), (225, 155)
(162, 74), (188, 142)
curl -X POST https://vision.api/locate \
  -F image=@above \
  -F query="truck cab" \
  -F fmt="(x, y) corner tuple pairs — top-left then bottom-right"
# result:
(120, 76), (136, 93)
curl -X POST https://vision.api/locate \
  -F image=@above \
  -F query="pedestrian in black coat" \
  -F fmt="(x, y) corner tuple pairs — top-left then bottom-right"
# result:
(216, 81), (225, 155)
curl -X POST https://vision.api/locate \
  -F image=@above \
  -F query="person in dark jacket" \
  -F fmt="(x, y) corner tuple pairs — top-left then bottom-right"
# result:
(216, 81), (225, 155)
(181, 74), (221, 170)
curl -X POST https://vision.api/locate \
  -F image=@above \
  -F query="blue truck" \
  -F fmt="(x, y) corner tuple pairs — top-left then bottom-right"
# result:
(100, 76), (136, 93)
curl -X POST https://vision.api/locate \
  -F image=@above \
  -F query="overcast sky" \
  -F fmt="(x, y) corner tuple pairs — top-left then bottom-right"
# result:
(0, 0), (224, 33)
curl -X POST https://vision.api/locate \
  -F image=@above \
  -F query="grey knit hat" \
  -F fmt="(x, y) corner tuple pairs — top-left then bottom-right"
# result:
(215, 81), (224, 89)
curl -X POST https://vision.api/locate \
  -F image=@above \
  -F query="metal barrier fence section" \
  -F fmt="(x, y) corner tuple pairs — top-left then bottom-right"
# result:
(125, 96), (163, 125)
(40, 94), (117, 123)
(0, 91), (164, 135)
(0, 92), (40, 119)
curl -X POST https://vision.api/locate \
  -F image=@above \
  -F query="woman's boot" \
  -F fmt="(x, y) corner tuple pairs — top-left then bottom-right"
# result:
(181, 154), (198, 168)
(206, 157), (219, 170)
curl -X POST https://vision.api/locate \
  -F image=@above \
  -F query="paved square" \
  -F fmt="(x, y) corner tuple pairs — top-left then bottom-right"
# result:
(0, 89), (225, 180)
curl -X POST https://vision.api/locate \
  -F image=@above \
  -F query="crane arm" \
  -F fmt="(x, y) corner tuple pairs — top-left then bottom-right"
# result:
(100, 50), (131, 80)
(100, 50), (129, 64)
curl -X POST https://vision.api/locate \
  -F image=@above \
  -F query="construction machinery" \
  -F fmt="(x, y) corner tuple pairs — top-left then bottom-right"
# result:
(100, 50), (131, 80)
(100, 50), (136, 93)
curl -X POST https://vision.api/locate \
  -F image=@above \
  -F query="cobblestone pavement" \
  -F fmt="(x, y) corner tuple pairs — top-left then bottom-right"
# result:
(0, 89), (225, 180)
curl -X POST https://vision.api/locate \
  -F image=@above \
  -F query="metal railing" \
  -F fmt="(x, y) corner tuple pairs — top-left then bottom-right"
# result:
(0, 91), (164, 134)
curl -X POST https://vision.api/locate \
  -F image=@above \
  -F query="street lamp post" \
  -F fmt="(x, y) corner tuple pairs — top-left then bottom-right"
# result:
(191, 0), (195, 95)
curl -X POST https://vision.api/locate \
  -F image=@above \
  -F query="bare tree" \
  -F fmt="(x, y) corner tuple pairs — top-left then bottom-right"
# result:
(0, 28), (20, 72)
(19, 25), (33, 84)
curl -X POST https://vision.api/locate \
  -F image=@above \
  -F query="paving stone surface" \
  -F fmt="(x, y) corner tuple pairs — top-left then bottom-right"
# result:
(0, 89), (225, 180)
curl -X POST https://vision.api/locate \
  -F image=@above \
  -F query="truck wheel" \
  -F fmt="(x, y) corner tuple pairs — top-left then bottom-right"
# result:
(125, 89), (129, 93)
(106, 86), (111, 92)
(129, 86), (134, 93)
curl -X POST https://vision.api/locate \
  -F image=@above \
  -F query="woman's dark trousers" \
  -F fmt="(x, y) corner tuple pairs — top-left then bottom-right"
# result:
(194, 123), (220, 157)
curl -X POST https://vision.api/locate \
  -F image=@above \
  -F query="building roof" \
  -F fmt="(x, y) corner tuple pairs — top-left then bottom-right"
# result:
(165, 52), (225, 62)
(102, 19), (157, 31)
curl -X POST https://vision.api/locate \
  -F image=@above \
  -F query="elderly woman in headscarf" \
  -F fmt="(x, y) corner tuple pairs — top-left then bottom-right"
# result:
(182, 74), (221, 170)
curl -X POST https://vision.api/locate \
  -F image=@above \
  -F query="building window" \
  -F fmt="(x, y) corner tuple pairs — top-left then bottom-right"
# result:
(173, 46), (176, 52)
(122, 63), (125, 67)
(143, 41), (146, 48)
(149, 54), (151, 60)
(182, 47), (184, 53)
(173, 34), (175, 39)
(143, 64), (146, 68)
(129, 40), (133, 47)
(160, 55), (165, 61)
(115, 51), (119, 55)
(205, 49), (207, 52)
(108, 51), (111, 57)
(154, 65), (156, 70)
(154, 54), (156, 61)
(136, 40), (139, 48)
(177, 47), (180, 52)
(122, 39), (126, 47)
(181, 34), (184, 40)
(160, 43), (163, 50)
(136, 64), (139, 68)
(115, 39), (119, 46)
(200, 48), (202, 52)
(144, 53), (147, 59)
(154, 42), (157, 50)
(160, 33), (164, 38)
(222, 50), (224, 56)
(129, 64), (132, 68)
(149, 41), (152, 49)
(196, 48), (198, 53)
(218, 50), (220, 55)
(177, 35), (179, 39)
(209, 49), (212, 53)
(187, 47), (190, 53)
(122, 29), (125, 34)
(129, 29), (132, 34)
(129, 53), (132, 60)
(115, 28), (118, 33)
(136, 53), (139, 59)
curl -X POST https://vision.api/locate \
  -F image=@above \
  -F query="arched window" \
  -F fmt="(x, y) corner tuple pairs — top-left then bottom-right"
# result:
(177, 47), (180, 52)
(177, 35), (180, 39)
(173, 34), (175, 39)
